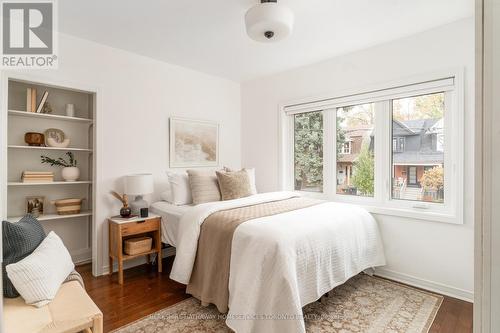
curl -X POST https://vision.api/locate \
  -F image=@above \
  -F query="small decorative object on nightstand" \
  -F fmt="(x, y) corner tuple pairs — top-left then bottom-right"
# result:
(110, 191), (131, 217)
(108, 214), (162, 284)
(125, 173), (154, 214)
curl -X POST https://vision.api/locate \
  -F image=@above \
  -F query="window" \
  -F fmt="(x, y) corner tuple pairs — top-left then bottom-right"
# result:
(392, 137), (405, 152)
(391, 92), (444, 203)
(282, 74), (463, 224)
(341, 141), (351, 154)
(336, 103), (375, 197)
(293, 111), (323, 192)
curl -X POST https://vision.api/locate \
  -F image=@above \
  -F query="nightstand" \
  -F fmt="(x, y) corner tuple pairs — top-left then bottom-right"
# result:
(108, 214), (162, 284)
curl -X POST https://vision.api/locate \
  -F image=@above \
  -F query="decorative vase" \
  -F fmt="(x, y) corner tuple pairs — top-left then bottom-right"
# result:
(61, 167), (80, 182)
(120, 205), (132, 218)
(65, 104), (75, 117)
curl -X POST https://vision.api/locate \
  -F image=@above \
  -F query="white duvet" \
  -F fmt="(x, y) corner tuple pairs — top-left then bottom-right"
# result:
(171, 192), (386, 333)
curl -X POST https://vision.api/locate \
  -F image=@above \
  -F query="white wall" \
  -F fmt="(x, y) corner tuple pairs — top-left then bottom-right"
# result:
(241, 18), (474, 300)
(1, 33), (241, 275)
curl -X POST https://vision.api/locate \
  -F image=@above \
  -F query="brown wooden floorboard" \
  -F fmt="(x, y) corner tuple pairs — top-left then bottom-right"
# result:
(77, 258), (472, 333)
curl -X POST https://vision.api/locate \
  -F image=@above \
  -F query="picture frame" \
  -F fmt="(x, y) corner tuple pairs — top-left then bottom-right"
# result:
(169, 117), (219, 168)
(26, 196), (45, 215)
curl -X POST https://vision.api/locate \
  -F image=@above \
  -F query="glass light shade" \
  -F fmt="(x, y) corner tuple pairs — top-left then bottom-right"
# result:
(245, 2), (294, 42)
(124, 173), (154, 195)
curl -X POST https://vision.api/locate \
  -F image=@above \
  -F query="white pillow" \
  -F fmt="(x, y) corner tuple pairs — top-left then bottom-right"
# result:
(6, 231), (74, 307)
(245, 168), (258, 195)
(167, 172), (193, 205)
(160, 188), (173, 203)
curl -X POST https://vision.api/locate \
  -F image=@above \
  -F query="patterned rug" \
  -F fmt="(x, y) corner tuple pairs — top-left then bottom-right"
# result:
(113, 274), (443, 333)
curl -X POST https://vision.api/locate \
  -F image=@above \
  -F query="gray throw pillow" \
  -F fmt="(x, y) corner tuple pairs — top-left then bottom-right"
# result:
(2, 214), (46, 298)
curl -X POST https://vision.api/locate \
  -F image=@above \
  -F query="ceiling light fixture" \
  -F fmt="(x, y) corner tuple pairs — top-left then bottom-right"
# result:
(245, 0), (294, 43)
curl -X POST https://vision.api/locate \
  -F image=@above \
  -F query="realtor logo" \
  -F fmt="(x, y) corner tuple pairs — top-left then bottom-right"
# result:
(1, 0), (58, 68)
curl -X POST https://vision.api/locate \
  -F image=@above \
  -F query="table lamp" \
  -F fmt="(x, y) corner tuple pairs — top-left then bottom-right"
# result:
(124, 173), (154, 215)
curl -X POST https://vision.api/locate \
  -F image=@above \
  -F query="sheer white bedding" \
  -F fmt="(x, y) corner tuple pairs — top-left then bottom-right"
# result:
(150, 201), (193, 247)
(170, 191), (386, 333)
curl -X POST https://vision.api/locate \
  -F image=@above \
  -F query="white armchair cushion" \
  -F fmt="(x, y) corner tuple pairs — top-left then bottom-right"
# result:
(6, 231), (75, 307)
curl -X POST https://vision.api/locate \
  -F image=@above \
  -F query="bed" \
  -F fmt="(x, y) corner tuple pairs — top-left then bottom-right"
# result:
(149, 201), (193, 247)
(167, 191), (386, 333)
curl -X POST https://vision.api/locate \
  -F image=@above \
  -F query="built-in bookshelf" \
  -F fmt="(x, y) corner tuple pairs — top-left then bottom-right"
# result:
(5, 78), (96, 264)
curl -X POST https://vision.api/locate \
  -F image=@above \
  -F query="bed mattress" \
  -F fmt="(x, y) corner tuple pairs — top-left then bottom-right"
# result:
(150, 201), (192, 247)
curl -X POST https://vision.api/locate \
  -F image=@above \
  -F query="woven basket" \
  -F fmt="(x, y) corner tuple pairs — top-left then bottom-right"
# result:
(124, 237), (152, 255)
(51, 198), (84, 215)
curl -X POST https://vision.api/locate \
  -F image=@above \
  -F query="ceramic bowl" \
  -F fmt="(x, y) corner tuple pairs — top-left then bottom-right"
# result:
(46, 137), (70, 148)
(24, 132), (45, 146)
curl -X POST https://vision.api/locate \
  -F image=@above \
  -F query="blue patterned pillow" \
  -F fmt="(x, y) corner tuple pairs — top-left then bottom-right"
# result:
(2, 214), (46, 298)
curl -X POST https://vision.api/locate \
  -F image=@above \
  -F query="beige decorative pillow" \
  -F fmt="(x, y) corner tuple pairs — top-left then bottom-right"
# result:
(222, 167), (257, 194)
(216, 170), (252, 201)
(187, 170), (221, 204)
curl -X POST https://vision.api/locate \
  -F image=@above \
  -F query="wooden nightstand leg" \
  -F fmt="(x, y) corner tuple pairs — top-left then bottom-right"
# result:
(157, 229), (162, 273)
(118, 259), (124, 285)
(117, 228), (123, 284)
(109, 256), (113, 275)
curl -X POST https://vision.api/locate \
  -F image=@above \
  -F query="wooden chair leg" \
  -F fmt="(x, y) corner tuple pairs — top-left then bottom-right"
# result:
(92, 315), (103, 333)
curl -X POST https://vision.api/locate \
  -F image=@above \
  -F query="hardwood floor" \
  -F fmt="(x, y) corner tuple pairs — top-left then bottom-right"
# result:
(77, 257), (189, 332)
(77, 258), (472, 333)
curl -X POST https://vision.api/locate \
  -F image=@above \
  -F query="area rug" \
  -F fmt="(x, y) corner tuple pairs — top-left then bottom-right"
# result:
(112, 274), (443, 333)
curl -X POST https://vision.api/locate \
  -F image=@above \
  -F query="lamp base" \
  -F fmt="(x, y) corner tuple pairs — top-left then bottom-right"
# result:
(130, 195), (148, 215)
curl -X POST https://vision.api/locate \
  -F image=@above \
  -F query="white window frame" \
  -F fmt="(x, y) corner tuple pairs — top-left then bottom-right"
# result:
(278, 69), (464, 224)
(393, 137), (405, 152)
(341, 141), (352, 154)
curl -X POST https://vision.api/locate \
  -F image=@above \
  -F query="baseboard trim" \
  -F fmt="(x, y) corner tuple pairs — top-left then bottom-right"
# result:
(71, 248), (92, 265)
(374, 268), (473, 302)
(102, 246), (176, 276)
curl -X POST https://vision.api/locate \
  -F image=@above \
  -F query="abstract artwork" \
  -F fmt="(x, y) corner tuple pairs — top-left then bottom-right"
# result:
(169, 117), (219, 167)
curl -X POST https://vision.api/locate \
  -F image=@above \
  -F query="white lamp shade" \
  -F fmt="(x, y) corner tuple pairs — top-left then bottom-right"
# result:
(124, 174), (154, 195)
(245, 2), (294, 42)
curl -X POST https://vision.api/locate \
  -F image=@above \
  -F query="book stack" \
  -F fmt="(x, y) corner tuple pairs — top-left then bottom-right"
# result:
(21, 171), (54, 183)
(26, 88), (49, 113)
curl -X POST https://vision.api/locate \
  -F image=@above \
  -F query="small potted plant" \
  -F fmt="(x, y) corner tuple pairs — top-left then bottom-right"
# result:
(41, 152), (80, 182)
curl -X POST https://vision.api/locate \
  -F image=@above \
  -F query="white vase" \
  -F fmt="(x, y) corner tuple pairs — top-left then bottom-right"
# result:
(62, 167), (80, 182)
(65, 104), (75, 117)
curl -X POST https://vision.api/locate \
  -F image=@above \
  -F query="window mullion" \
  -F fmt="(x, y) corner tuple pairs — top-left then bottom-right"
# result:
(374, 100), (390, 204)
(323, 109), (335, 198)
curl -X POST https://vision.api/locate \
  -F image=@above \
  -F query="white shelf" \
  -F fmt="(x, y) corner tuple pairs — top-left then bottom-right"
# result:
(8, 110), (93, 123)
(8, 145), (93, 152)
(6, 211), (92, 222)
(8, 180), (92, 186)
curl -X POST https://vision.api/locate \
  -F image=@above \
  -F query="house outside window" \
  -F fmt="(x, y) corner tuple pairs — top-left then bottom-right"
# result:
(341, 141), (352, 154)
(336, 103), (375, 197)
(282, 72), (464, 224)
(391, 93), (445, 203)
(393, 137), (405, 152)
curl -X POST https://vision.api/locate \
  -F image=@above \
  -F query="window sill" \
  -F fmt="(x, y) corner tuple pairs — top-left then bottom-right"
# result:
(295, 191), (461, 225)
(364, 205), (460, 224)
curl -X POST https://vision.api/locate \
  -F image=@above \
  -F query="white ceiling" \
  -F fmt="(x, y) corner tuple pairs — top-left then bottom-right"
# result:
(59, 0), (473, 82)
